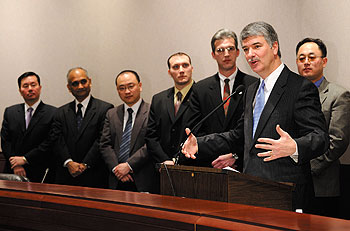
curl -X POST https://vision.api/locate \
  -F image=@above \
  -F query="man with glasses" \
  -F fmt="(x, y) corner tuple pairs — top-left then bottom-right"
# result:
(146, 52), (196, 166)
(296, 38), (350, 218)
(52, 67), (113, 188)
(182, 22), (328, 212)
(100, 70), (157, 193)
(188, 29), (256, 169)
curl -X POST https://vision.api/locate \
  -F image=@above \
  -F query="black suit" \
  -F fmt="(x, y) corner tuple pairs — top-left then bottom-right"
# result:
(100, 101), (158, 193)
(188, 70), (257, 167)
(53, 96), (113, 188)
(197, 66), (329, 209)
(146, 86), (196, 165)
(1, 102), (56, 183)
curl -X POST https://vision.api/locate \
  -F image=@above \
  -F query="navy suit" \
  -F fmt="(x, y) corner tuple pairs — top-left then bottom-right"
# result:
(52, 96), (113, 188)
(1, 102), (56, 182)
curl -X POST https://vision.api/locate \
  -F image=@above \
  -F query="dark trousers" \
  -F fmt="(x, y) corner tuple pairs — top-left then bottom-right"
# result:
(339, 164), (350, 219)
(309, 196), (339, 218)
(116, 180), (137, 192)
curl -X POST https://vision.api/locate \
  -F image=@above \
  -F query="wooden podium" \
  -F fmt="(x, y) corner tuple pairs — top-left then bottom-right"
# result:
(160, 165), (294, 211)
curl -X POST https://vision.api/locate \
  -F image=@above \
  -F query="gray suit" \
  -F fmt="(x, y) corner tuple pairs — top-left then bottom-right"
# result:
(100, 100), (157, 193)
(311, 78), (350, 197)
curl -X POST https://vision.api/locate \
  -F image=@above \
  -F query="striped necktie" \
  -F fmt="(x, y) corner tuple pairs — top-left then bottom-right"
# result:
(119, 108), (133, 163)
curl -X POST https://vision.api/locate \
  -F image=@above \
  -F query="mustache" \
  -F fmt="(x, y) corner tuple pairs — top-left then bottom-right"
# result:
(248, 58), (260, 62)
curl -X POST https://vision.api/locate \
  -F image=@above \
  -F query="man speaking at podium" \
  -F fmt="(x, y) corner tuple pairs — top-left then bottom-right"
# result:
(182, 22), (328, 212)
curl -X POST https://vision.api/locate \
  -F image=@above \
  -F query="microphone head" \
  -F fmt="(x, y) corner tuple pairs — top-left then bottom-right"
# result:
(235, 85), (245, 94)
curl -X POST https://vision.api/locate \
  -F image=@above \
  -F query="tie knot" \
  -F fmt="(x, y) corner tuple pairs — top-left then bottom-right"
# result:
(260, 80), (265, 88)
(176, 91), (182, 102)
(27, 107), (33, 113)
(224, 78), (230, 84)
(77, 103), (83, 109)
(127, 108), (133, 115)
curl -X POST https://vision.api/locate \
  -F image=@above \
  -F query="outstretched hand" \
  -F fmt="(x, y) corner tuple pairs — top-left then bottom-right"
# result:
(181, 128), (198, 159)
(255, 125), (297, 161)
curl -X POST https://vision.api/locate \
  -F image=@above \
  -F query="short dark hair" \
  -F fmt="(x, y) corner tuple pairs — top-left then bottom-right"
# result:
(18, 72), (41, 88)
(296, 38), (327, 57)
(115, 70), (140, 85)
(167, 52), (192, 69)
(211, 29), (238, 53)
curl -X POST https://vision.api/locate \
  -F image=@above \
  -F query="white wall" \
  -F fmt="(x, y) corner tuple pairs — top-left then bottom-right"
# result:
(0, 0), (348, 125)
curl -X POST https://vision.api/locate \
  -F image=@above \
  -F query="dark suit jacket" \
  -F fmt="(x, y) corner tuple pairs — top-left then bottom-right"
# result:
(188, 70), (257, 167)
(1, 101), (56, 183)
(146, 85), (196, 165)
(198, 66), (328, 184)
(311, 78), (350, 197)
(99, 100), (158, 193)
(189, 70), (257, 134)
(52, 96), (113, 188)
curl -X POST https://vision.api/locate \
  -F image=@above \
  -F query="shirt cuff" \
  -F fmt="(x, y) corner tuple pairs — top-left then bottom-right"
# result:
(290, 141), (298, 163)
(64, 158), (73, 167)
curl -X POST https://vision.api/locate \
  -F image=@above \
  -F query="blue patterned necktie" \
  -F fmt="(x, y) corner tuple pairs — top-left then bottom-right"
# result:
(252, 80), (265, 138)
(26, 107), (33, 129)
(76, 103), (83, 130)
(119, 108), (133, 163)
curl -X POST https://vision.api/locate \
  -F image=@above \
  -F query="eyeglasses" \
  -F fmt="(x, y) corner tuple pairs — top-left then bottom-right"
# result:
(118, 84), (136, 92)
(70, 79), (88, 87)
(216, 46), (236, 54)
(297, 55), (323, 63)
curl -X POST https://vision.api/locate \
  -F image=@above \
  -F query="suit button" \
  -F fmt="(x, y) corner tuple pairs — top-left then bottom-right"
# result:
(171, 128), (175, 132)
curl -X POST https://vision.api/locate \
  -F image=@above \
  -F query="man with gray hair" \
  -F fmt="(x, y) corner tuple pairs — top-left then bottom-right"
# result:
(188, 28), (256, 168)
(182, 22), (328, 212)
(52, 67), (113, 187)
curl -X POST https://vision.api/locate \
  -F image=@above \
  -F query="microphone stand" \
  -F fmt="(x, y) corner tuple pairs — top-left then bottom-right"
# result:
(174, 85), (245, 165)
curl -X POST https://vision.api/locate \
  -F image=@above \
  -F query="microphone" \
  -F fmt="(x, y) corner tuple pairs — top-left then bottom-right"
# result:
(41, 168), (49, 183)
(174, 84), (245, 164)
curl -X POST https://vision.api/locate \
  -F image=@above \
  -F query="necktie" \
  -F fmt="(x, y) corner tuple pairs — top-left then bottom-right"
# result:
(119, 108), (133, 163)
(174, 91), (182, 115)
(223, 79), (230, 116)
(26, 107), (33, 129)
(252, 80), (265, 138)
(76, 103), (83, 130)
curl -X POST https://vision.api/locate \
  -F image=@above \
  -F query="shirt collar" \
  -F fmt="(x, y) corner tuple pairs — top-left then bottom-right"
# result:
(218, 68), (238, 83)
(262, 63), (285, 92)
(24, 99), (40, 114)
(314, 76), (325, 88)
(75, 94), (91, 110)
(124, 98), (142, 115)
(174, 80), (194, 102)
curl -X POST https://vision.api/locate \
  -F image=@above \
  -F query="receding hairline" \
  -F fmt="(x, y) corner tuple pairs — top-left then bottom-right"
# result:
(66, 67), (89, 82)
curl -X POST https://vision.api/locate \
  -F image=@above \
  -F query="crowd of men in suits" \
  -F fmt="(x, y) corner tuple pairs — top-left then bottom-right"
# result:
(1, 21), (350, 219)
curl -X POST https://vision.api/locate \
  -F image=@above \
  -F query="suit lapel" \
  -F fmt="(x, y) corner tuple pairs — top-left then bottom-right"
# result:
(25, 101), (44, 134)
(115, 105), (124, 149)
(66, 100), (79, 137)
(252, 67), (288, 144)
(77, 97), (96, 140)
(246, 81), (259, 144)
(166, 88), (176, 123)
(129, 101), (147, 153)
(17, 104), (26, 133)
(318, 78), (329, 105)
(174, 86), (193, 123)
(224, 70), (244, 129)
(210, 74), (225, 127)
